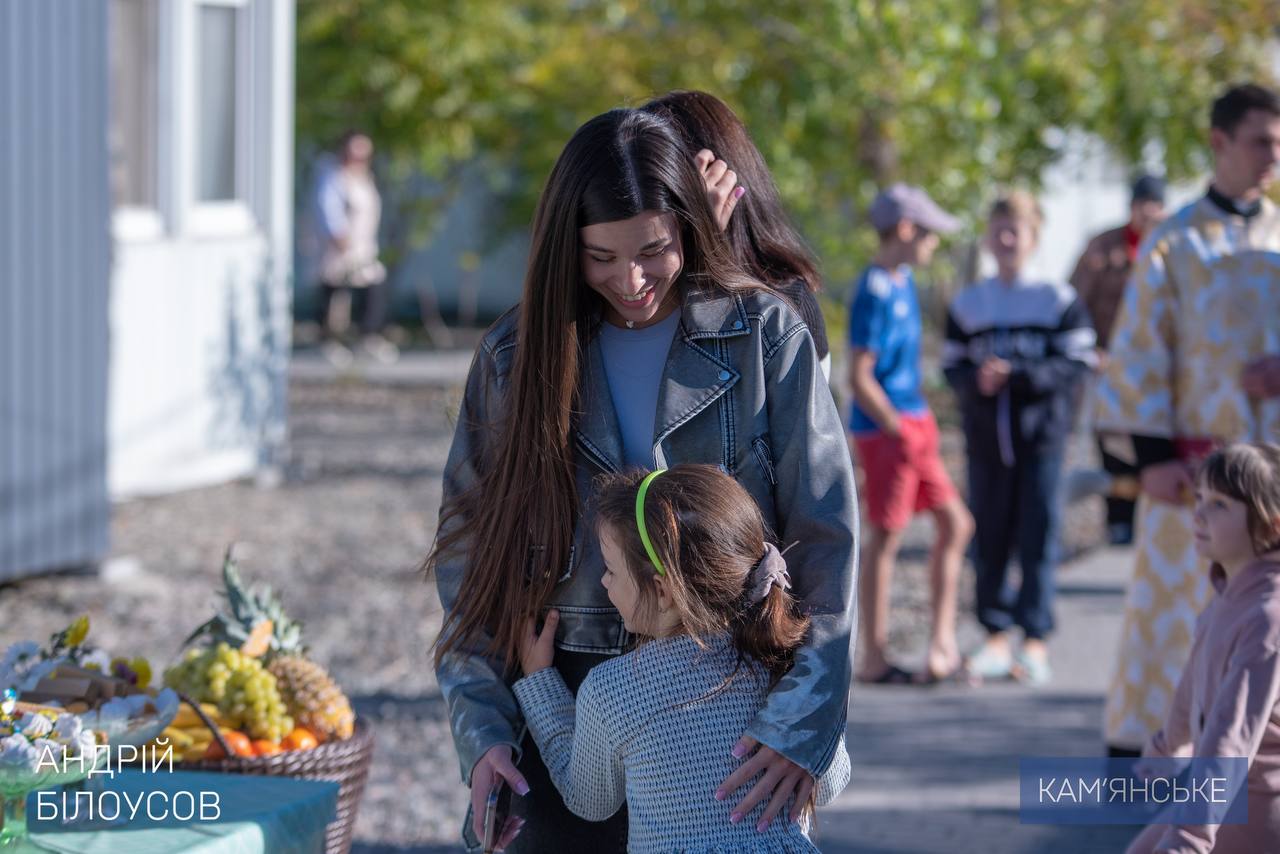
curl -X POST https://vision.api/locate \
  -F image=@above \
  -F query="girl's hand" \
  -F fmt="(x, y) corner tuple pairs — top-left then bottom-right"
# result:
(694, 148), (745, 232)
(469, 745), (530, 844)
(518, 610), (559, 676)
(715, 736), (815, 831)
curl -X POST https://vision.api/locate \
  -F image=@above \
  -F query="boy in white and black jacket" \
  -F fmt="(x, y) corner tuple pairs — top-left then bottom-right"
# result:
(943, 191), (1096, 685)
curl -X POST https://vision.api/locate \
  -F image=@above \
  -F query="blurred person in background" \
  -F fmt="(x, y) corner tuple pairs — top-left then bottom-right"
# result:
(1096, 82), (1280, 758)
(846, 185), (974, 685)
(642, 90), (832, 379)
(1069, 174), (1168, 545)
(313, 130), (396, 367)
(943, 190), (1096, 686)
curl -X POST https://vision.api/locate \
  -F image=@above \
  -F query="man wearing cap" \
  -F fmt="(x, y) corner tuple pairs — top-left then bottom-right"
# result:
(1068, 174), (1168, 545)
(847, 184), (975, 685)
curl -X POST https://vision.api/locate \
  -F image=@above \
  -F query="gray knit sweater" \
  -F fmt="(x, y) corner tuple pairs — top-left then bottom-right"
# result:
(512, 632), (850, 852)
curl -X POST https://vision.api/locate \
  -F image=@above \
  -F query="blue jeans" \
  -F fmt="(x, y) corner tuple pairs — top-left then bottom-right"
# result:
(967, 444), (1064, 640)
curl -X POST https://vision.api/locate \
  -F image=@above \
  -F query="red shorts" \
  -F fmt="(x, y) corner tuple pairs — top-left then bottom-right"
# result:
(851, 411), (958, 532)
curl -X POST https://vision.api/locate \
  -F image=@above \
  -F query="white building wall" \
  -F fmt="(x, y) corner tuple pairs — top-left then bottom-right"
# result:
(0, 1), (112, 580)
(108, 0), (293, 497)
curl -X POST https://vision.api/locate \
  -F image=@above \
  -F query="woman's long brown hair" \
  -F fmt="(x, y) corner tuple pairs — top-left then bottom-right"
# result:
(427, 109), (759, 670)
(643, 90), (822, 294)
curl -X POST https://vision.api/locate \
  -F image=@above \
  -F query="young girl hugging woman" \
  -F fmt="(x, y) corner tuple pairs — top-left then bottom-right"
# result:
(514, 465), (850, 852)
(1127, 442), (1280, 854)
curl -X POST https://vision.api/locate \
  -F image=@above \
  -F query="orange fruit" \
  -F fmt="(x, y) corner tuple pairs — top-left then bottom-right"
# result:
(205, 730), (255, 758)
(251, 739), (283, 756)
(281, 727), (319, 752)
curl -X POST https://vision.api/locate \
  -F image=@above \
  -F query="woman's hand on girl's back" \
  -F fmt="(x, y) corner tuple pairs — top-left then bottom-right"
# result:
(518, 610), (560, 676)
(715, 736), (815, 831)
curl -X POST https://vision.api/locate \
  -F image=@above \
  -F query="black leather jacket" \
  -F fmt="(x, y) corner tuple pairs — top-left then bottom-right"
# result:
(434, 284), (859, 784)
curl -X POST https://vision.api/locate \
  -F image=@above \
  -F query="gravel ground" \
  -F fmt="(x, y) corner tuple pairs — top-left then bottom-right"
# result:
(0, 363), (1105, 851)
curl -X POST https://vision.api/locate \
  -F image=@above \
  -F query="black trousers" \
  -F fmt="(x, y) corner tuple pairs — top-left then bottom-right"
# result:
(317, 281), (388, 337)
(1096, 434), (1138, 528)
(968, 445), (1064, 640)
(467, 650), (629, 853)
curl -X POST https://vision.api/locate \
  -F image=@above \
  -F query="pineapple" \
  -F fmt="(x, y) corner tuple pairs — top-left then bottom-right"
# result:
(186, 550), (355, 742)
(267, 656), (354, 742)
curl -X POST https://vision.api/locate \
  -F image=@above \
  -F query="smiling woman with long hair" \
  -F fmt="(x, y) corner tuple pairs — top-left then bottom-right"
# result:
(425, 107), (857, 852)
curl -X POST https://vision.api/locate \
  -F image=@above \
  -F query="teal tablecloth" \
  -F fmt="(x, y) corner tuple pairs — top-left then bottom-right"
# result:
(26, 770), (339, 853)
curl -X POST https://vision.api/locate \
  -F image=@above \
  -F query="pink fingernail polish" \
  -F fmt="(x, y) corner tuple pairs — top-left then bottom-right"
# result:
(714, 790), (725, 801)
(731, 745), (746, 758)
(757, 820), (769, 833)
(730, 812), (742, 824)
(734, 186), (746, 198)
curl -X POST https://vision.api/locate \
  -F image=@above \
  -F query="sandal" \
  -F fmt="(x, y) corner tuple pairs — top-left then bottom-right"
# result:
(858, 664), (917, 685)
(964, 644), (1014, 680)
(1013, 650), (1052, 685)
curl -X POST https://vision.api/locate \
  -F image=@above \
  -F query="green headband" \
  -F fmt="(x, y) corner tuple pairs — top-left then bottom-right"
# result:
(635, 469), (668, 576)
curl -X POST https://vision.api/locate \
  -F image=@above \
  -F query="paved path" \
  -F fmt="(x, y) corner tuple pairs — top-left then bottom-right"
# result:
(814, 546), (1140, 853)
(291, 347), (475, 387)
(290, 346), (1143, 853)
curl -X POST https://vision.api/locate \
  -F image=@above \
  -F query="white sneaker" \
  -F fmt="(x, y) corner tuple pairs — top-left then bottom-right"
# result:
(321, 341), (354, 369)
(362, 334), (400, 365)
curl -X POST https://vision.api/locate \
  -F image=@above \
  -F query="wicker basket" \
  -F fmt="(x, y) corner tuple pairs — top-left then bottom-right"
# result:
(172, 698), (374, 854)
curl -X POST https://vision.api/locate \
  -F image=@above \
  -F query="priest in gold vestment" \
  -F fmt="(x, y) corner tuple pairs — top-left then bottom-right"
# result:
(1094, 83), (1280, 753)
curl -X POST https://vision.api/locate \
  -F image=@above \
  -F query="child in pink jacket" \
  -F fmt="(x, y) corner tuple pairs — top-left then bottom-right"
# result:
(1127, 442), (1280, 854)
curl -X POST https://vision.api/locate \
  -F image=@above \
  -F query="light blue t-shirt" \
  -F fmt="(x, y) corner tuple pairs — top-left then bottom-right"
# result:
(597, 310), (682, 467)
(847, 265), (928, 434)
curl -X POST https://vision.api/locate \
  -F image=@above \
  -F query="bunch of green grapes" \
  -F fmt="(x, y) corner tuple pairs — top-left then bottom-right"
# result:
(164, 644), (290, 740)
(222, 662), (292, 742)
(163, 645), (223, 703)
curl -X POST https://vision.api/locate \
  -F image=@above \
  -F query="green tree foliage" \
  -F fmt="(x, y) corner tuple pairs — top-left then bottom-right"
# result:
(297, 0), (1277, 284)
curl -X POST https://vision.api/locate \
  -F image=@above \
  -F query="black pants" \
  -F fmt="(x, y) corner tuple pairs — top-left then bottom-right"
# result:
(317, 281), (388, 338)
(1096, 434), (1138, 528)
(478, 650), (629, 853)
(968, 445), (1064, 640)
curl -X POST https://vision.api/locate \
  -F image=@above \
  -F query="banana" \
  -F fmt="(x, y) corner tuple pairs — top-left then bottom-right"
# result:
(170, 703), (226, 729)
(160, 727), (194, 749)
(183, 746), (211, 762)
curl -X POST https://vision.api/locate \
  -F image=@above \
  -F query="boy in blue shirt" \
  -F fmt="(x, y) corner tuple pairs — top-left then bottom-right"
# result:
(848, 185), (974, 684)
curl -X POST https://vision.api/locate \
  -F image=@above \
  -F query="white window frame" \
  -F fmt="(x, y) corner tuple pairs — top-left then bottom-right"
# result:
(110, 0), (170, 243)
(181, 0), (258, 238)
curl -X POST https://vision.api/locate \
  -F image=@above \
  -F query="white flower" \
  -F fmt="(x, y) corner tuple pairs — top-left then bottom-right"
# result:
(0, 640), (42, 693)
(0, 734), (40, 771)
(51, 713), (82, 742)
(0, 641), (40, 672)
(79, 649), (113, 673)
(31, 738), (65, 769)
(17, 712), (53, 738)
(75, 729), (99, 761)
